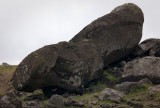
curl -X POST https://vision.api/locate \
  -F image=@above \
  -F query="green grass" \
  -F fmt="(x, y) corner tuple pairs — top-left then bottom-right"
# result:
(71, 91), (101, 107)
(84, 81), (107, 94)
(123, 84), (150, 99)
(0, 65), (17, 74)
(103, 71), (120, 83)
(90, 81), (107, 89)
(129, 84), (150, 94)
(121, 84), (160, 108)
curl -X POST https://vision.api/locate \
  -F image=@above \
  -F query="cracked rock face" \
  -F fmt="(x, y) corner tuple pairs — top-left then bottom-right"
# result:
(12, 3), (144, 93)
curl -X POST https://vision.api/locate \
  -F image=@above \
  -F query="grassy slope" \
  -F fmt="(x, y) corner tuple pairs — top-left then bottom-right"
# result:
(63, 84), (160, 108)
(0, 65), (17, 95)
(0, 66), (160, 108)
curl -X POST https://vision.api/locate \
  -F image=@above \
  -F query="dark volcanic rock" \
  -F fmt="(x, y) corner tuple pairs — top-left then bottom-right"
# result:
(70, 3), (144, 65)
(1, 95), (22, 108)
(65, 96), (84, 107)
(133, 38), (160, 57)
(12, 3), (144, 93)
(98, 88), (124, 102)
(122, 56), (160, 83)
(46, 94), (64, 108)
(114, 78), (152, 94)
(9, 98), (22, 108)
(148, 85), (160, 96)
(0, 100), (16, 108)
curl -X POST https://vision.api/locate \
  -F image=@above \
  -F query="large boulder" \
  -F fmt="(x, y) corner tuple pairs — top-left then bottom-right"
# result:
(70, 3), (144, 65)
(122, 56), (160, 83)
(12, 3), (144, 93)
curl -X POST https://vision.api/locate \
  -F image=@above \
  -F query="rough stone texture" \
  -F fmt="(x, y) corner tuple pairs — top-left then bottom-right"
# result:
(0, 100), (16, 108)
(25, 100), (40, 106)
(70, 3), (144, 66)
(148, 85), (160, 96)
(46, 94), (63, 108)
(133, 38), (160, 57)
(9, 98), (22, 108)
(91, 101), (98, 105)
(98, 88), (124, 102)
(12, 3), (144, 93)
(65, 96), (84, 107)
(114, 78), (152, 93)
(122, 56), (160, 83)
(1, 95), (10, 102)
(0, 95), (22, 108)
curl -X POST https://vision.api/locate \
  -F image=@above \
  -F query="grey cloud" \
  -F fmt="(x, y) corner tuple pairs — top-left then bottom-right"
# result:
(0, 0), (160, 64)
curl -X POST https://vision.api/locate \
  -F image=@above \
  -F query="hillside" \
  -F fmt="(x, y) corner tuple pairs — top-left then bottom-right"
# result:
(0, 65), (17, 95)
(1, 65), (160, 108)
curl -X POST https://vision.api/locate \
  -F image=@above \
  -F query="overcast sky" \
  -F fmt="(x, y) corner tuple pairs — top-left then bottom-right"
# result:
(0, 0), (160, 65)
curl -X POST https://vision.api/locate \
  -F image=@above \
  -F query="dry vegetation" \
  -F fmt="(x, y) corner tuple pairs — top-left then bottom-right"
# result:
(0, 65), (17, 95)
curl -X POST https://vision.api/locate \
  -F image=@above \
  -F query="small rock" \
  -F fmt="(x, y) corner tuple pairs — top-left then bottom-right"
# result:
(133, 38), (160, 57)
(25, 100), (40, 106)
(114, 78), (152, 94)
(1, 95), (10, 102)
(0, 100), (16, 108)
(148, 85), (160, 96)
(91, 101), (98, 105)
(46, 94), (63, 108)
(24, 91), (44, 101)
(139, 78), (152, 85)
(82, 99), (88, 104)
(65, 96), (84, 107)
(98, 88), (124, 102)
(119, 61), (126, 67)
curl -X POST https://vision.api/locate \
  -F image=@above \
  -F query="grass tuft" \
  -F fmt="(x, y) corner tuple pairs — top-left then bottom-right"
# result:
(103, 71), (120, 83)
